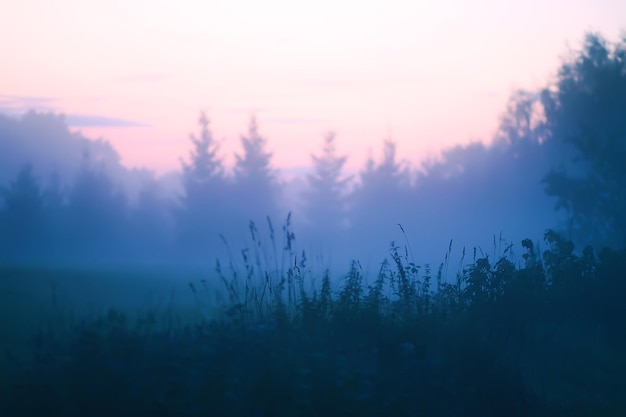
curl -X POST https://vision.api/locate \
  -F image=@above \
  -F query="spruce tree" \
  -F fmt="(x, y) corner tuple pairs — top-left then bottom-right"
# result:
(303, 132), (351, 239)
(233, 116), (280, 223)
(349, 139), (411, 251)
(178, 111), (227, 253)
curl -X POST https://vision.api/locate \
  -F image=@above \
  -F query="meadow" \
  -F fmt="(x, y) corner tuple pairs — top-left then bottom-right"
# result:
(1, 226), (625, 416)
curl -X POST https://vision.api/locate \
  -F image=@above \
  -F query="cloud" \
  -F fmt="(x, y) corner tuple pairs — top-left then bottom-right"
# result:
(0, 94), (58, 115)
(65, 114), (147, 127)
(0, 95), (146, 128)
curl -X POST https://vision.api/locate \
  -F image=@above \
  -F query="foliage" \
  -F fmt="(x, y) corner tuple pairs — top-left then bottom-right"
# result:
(349, 139), (412, 248)
(302, 132), (352, 239)
(66, 154), (129, 255)
(0, 111), (128, 189)
(128, 177), (175, 257)
(181, 111), (224, 185)
(0, 165), (46, 257)
(2, 32), (625, 268)
(233, 116), (281, 223)
(2, 227), (626, 416)
(177, 111), (229, 253)
(541, 33), (626, 248)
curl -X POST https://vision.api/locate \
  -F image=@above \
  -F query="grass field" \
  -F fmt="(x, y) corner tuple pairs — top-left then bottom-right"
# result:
(0, 262), (224, 361)
(1, 231), (625, 416)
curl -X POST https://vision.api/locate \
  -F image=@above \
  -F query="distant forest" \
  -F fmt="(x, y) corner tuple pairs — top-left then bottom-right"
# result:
(1, 32), (625, 265)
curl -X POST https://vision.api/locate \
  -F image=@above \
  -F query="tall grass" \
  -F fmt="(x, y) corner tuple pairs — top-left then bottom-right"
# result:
(2, 218), (626, 416)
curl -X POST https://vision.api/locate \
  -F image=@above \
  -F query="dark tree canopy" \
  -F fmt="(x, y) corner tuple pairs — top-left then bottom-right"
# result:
(541, 33), (626, 247)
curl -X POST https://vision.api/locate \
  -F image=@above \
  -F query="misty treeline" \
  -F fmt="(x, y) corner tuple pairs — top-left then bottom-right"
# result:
(1, 32), (625, 265)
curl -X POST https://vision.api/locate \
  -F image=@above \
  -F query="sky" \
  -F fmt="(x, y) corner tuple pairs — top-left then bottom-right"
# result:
(1, 0), (624, 176)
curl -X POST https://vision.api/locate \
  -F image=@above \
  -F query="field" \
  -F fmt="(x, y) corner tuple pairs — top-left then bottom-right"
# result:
(1, 232), (626, 416)
(0, 262), (223, 360)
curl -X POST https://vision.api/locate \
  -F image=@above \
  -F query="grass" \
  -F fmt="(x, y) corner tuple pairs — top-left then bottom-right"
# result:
(1, 219), (626, 416)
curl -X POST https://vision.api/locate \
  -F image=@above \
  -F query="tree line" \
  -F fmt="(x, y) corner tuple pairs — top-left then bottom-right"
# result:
(1, 32), (624, 264)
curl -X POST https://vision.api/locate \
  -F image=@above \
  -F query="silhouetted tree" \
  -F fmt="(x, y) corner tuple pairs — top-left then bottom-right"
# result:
(541, 33), (626, 247)
(233, 116), (281, 223)
(178, 111), (228, 254)
(303, 132), (352, 241)
(349, 139), (412, 247)
(41, 172), (68, 257)
(66, 153), (129, 258)
(406, 87), (566, 265)
(0, 111), (136, 194)
(415, 142), (497, 230)
(495, 91), (541, 146)
(0, 112), (75, 187)
(0, 164), (46, 259)
(182, 112), (224, 185)
(130, 177), (175, 257)
(358, 140), (410, 194)
(491, 90), (563, 192)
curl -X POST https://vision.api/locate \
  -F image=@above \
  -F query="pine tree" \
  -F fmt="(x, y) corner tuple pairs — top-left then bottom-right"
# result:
(178, 111), (228, 252)
(182, 111), (223, 185)
(233, 116), (280, 222)
(349, 138), (411, 249)
(357, 139), (410, 197)
(303, 132), (352, 239)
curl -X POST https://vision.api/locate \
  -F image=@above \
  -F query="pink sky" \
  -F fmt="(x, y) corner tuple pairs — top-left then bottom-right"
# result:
(1, 0), (624, 176)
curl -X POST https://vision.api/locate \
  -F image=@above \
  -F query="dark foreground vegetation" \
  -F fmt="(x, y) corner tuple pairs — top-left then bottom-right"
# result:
(1, 228), (625, 417)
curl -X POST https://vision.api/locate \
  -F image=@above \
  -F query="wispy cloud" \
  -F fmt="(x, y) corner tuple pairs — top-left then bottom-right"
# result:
(0, 94), (58, 115)
(0, 95), (146, 127)
(65, 114), (147, 127)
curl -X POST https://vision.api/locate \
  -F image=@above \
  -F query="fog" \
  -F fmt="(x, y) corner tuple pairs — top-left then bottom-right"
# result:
(1, 33), (624, 287)
(0, 108), (564, 281)
(4, 21), (626, 415)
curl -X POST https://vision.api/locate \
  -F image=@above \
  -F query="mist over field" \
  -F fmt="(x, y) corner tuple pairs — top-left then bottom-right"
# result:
(0, 91), (573, 264)
(2, 28), (626, 416)
(2, 30), (625, 323)
(0, 105), (563, 271)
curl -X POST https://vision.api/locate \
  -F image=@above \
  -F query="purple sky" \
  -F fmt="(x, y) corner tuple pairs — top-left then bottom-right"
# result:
(1, 0), (624, 176)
